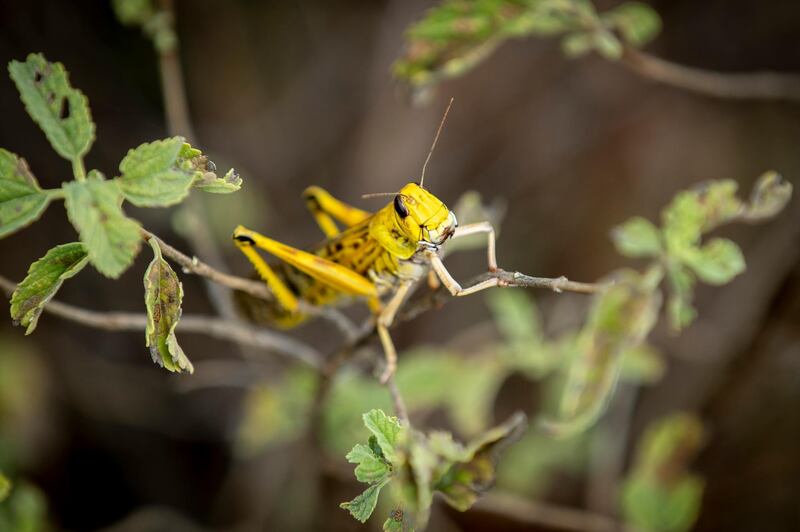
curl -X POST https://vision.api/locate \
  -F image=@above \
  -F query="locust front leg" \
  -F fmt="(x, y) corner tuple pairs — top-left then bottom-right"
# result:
(371, 280), (415, 384)
(426, 221), (503, 296)
(450, 221), (498, 271)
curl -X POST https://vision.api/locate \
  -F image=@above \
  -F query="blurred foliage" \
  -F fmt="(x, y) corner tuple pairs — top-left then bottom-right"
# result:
(339, 409), (525, 528)
(622, 413), (706, 532)
(2, 53), (239, 371)
(112, 0), (176, 52)
(0, 479), (49, 532)
(394, 0), (661, 95)
(0, 472), (9, 503)
(611, 173), (793, 330)
(540, 267), (662, 437)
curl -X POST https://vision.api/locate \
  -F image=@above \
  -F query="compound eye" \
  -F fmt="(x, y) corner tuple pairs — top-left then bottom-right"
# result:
(393, 195), (409, 218)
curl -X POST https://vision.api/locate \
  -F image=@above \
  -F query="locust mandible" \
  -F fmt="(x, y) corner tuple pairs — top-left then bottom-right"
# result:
(232, 100), (501, 383)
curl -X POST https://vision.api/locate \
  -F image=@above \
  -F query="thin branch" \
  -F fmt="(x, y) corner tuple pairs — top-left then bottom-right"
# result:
(473, 491), (633, 532)
(621, 47), (800, 102)
(155, 0), (196, 142)
(0, 275), (322, 369)
(385, 375), (409, 425)
(491, 269), (605, 293)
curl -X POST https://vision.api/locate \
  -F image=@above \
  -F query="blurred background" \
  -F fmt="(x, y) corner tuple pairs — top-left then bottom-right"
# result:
(0, 0), (799, 530)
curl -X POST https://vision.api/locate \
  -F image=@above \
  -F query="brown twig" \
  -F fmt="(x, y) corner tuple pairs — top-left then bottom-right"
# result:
(492, 269), (605, 293)
(0, 274), (323, 368)
(621, 47), (800, 103)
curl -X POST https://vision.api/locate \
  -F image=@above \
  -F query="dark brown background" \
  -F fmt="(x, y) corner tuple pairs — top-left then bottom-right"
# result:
(0, 0), (799, 530)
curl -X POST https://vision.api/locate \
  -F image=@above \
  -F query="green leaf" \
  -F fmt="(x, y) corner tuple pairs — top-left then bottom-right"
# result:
(603, 2), (662, 47)
(117, 137), (195, 207)
(0, 473), (10, 503)
(744, 171), (793, 221)
(683, 238), (745, 286)
(0, 149), (49, 238)
(8, 53), (94, 161)
(0, 481), (48, 532)
(63, 175), (141, 278)
(363, 409), (404, 464)
(346, 443), (391, 484)
(143, 238), (192, 373)
(611, 216), (663, 258)
(10, 242), (88, 334)
(436, 412), (527, 511)
(340, 477), (390, 523)
(117, 138), (241, 204)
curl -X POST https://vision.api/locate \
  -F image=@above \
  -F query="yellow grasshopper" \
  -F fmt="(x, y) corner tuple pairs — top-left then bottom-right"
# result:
(232, 102), (501, 383)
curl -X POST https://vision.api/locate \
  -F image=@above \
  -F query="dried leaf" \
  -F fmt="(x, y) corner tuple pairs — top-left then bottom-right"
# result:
(143, 237), (192, 373)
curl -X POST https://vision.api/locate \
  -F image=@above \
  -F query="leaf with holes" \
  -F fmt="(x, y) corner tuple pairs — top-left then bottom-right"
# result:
(0, 149), (50, 238)
(10, 242), (88, 334)
(63, 173), (141, 278)
(8, 53), (94, 161)
(143, 238), (193, 373)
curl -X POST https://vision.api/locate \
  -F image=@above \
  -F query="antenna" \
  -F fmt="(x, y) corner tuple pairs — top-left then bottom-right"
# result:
(361, 191), (400, 199)
(419, 97), (454, 189)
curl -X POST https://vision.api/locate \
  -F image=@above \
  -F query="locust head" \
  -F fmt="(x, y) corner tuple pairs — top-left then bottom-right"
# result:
(369, 182), (457, 259)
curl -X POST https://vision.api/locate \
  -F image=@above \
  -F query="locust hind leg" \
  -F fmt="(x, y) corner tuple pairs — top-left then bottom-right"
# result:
(233, 229), (305, 325)
(302, 186), (372, 238)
